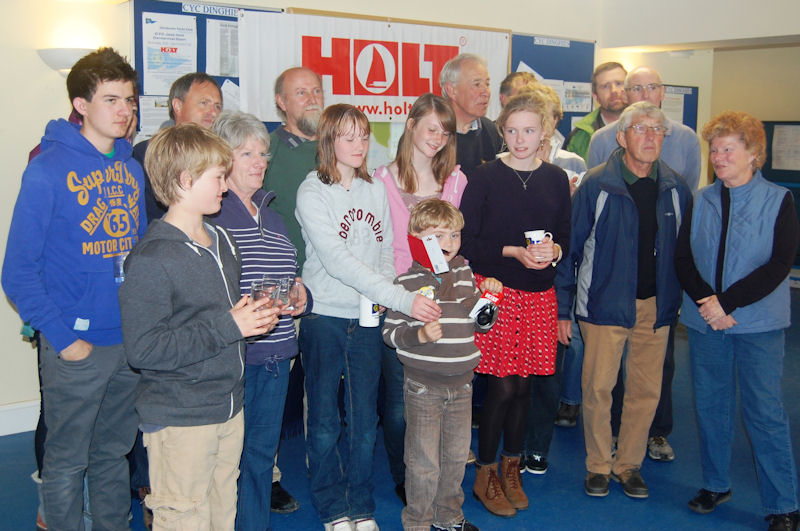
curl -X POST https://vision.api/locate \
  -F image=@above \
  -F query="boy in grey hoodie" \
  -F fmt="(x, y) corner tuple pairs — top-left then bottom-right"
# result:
(119, 124), (279, 529)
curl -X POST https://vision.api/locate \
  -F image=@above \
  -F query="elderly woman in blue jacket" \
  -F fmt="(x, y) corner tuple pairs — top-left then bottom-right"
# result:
(675, 111), (799, 530)
(212, 110), (311, 531)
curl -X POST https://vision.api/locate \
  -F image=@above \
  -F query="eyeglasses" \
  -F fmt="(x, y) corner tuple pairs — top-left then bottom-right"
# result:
(626, 124), (666, 136)
(626, 83), (663, 94)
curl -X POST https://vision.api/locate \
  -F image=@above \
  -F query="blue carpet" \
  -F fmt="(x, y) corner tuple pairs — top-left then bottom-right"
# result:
(2, 298), (799, 530)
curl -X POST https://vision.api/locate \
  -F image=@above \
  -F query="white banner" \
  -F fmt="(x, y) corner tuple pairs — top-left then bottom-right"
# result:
(238, 12), (509, 123)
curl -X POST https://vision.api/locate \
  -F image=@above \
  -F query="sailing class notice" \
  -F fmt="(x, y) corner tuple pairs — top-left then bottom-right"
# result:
(142, 12), (198, 95)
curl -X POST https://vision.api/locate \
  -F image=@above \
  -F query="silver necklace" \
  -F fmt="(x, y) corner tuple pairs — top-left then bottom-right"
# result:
(511, 166), (535, 190)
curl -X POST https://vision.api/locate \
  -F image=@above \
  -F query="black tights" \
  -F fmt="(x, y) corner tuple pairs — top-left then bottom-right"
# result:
(477, 374), (531, 464)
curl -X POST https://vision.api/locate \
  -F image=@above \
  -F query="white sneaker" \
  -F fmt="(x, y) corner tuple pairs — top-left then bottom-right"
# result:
(353, 518), (380, 531)
(324, 517), (353, 531)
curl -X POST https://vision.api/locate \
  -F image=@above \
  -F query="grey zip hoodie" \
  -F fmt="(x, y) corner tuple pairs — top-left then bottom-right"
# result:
(119, 219), (245, 427)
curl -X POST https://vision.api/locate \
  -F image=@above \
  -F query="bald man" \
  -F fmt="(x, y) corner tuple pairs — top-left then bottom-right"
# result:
(587, 66), (701, 190)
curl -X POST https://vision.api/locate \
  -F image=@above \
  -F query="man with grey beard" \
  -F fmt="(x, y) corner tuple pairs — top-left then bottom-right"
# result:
(263, 66), (324, 273)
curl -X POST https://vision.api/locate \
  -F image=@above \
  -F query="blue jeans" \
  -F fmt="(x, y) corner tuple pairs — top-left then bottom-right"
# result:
(560, 317), (584, 405)
(402, 375), (472, 531)
(237, 359), (291, 531)
(381, 342), (406, 487)
(300, 314), (382, 524)
(689, 328), (799, 515)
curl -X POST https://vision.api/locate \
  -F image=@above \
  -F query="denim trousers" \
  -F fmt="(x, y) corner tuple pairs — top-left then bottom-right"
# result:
(401, 375), (472, 531)
(381, 342), (406, 487)
(237, 359), (291, 531)
(299, 314), (382, 524)
(689, 327), (799, 515)
(560, 315), (584, 405)
(39, 336), (138, 531)
(523, 343), (564, 457)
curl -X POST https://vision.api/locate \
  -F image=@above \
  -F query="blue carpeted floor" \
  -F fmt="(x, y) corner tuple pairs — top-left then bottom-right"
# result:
(2, 297), (799, 530)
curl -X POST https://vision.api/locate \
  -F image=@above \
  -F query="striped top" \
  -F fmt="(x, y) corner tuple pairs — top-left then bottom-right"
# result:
(214, 188), (309, 365)
(383, 255), (482, 386)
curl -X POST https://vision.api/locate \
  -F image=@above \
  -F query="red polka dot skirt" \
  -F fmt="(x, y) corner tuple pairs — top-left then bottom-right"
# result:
(473, 275), (558, 377)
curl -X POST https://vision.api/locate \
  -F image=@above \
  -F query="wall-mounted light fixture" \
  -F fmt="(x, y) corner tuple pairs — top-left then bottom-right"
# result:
(37, 48), (95, 75)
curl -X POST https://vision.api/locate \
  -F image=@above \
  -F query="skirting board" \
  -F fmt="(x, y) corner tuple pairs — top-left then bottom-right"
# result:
(0, 400), (39, 436)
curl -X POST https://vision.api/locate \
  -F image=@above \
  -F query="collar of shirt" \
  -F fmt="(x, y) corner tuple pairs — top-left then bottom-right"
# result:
(621, 158), (658, 185)
(276, 125), (310, 149)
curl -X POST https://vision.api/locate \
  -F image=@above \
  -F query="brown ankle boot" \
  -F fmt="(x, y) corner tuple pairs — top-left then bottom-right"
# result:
(500, 455), (529, 510)
(473, 462), (516, 517)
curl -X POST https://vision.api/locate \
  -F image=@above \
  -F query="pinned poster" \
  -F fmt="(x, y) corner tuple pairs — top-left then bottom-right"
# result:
(142, 12), (197, 95)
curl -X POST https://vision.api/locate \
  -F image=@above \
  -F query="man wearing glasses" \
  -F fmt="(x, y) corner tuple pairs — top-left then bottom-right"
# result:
(587, 66), (701, 190)
(586, 67), (701, 469)
(555, 102), (691, 500)
(564, 62), (628, 161)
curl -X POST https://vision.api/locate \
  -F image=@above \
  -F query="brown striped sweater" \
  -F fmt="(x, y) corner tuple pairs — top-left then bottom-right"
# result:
(382, 255), (482, 387)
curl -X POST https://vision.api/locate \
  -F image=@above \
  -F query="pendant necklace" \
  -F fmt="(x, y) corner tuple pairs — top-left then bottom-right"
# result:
(511, 166), (535, 190)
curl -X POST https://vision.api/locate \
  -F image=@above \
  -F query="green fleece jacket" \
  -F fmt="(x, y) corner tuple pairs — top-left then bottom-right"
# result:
(564, 107), (603, 162)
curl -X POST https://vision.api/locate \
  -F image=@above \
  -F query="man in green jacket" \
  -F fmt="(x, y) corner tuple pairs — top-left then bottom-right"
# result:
(564, 62), (628, 163)
(264, 66), (324, 275)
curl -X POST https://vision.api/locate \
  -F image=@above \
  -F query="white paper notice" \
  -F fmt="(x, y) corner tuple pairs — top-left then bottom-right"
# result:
(563, 82), (592, 113)
(206, 19), (238, 77)
(772, 125), (800, 171)
(220, 79), (241, 111)
(543, 79), (566, 107)
(661, 93), (685, 124)
(143, 12), (197, 95)
(137, 96), (171, 138)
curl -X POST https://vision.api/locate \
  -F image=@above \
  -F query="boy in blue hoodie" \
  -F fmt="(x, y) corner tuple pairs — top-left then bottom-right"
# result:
(118, 123), (280, 529)
(2, 48), (146, 530)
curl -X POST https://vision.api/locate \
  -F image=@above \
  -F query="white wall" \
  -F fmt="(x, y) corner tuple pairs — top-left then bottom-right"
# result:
(599, 0), (800, 49)
(0, 0), (131, 430)
(0, 0), (797, 432)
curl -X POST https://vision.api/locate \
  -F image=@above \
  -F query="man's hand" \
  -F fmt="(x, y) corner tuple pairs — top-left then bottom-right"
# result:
(557, 319), (572, 345)
(60, 339), (93, 361)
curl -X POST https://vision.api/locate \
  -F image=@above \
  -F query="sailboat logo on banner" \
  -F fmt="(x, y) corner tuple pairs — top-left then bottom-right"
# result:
(354, 42), (398, 95)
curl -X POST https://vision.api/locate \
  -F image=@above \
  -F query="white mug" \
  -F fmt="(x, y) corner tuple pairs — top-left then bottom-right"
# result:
(524, 230), (552, 246)
(359, 294), (380, 327)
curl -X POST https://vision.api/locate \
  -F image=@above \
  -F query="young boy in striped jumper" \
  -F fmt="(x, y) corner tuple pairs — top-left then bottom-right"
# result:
(383, 199), (502, 531)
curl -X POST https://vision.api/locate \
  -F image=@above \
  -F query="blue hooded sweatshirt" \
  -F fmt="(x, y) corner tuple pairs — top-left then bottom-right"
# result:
(2, 119), (147, 352)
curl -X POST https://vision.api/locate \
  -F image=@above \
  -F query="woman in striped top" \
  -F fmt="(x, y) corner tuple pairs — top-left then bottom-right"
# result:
(212, 111), (311, 531)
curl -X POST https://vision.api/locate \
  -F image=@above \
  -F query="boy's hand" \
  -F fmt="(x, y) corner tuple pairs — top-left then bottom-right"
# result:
(418, 320), (443, 344)
(231, 295), (280, 338)
(60, 339), (92, 361)
(479, 277), (503, 294)
(410, 294), (441, 323)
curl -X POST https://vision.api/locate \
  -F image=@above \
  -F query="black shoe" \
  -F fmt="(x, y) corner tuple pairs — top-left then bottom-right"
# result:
(584, 472), (609, 497)
(766, 511), (800, 531)
(526, 454), (548, 475)
(270, 481), (299, 513)
(395, 482), (407, 506)
(432, 519), (480, 531)
(611, 469), (649, 499)
(554, 403), (579, 427)
(688, 488), (731, 514)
